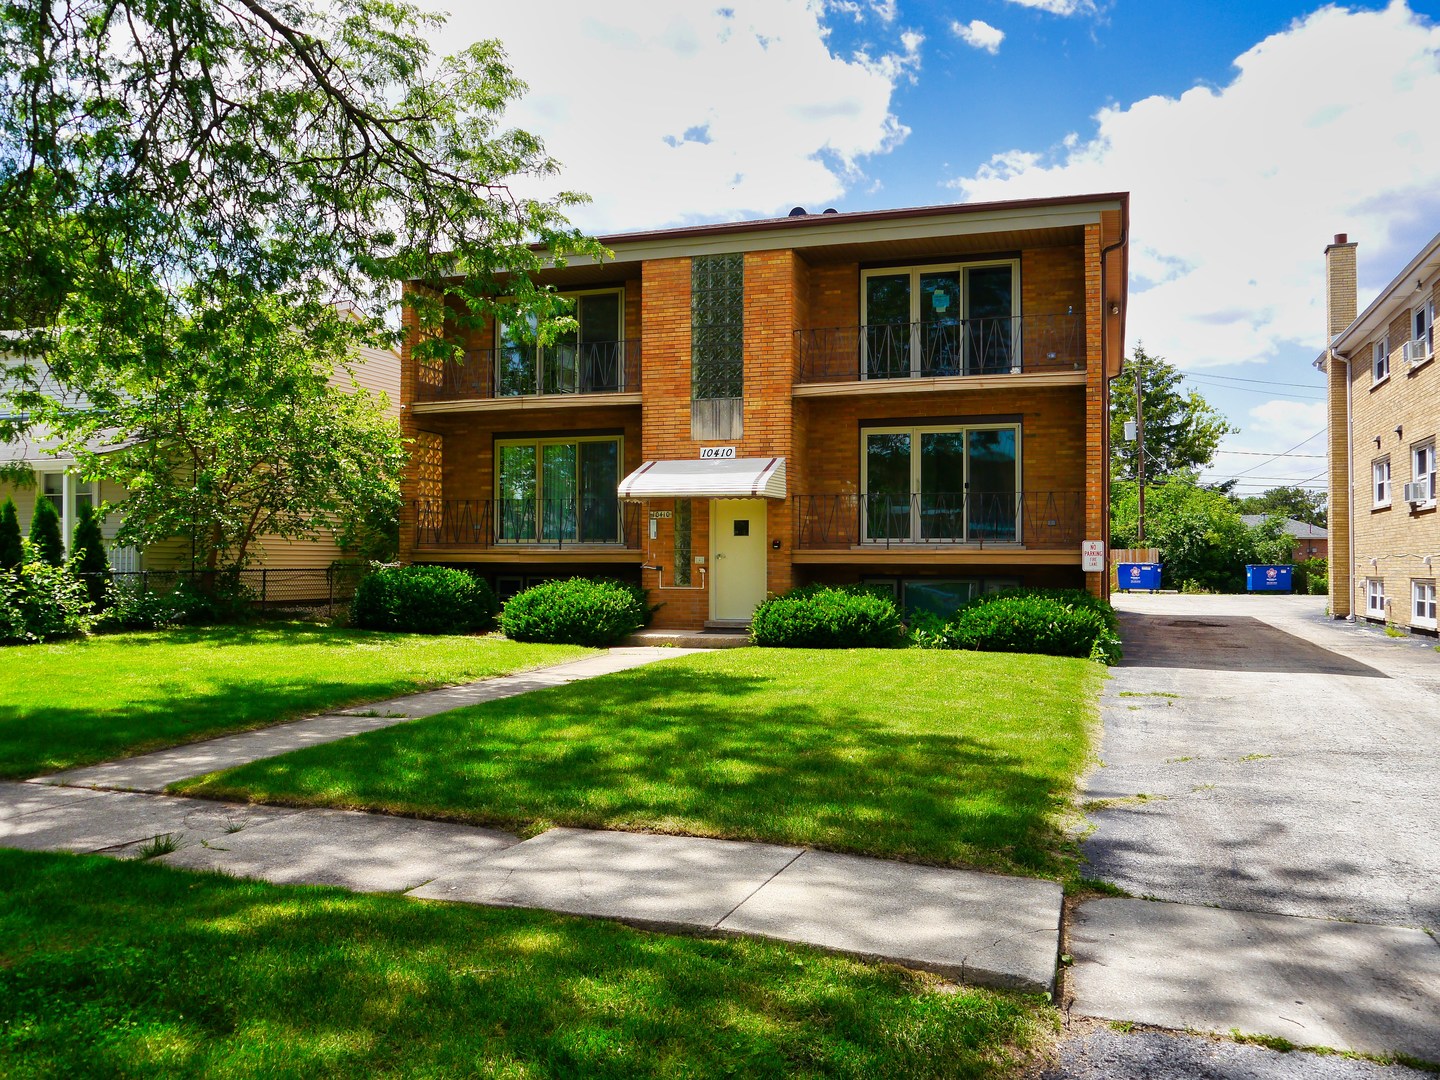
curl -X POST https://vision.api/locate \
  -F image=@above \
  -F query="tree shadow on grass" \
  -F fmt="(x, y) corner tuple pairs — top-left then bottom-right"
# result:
(0, 850), (1038, 1080)
(179, 666), (1087, 878)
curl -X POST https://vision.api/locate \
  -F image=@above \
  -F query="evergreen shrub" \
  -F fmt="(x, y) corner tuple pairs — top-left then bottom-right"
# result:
(71, 504), (111, 607)
(0, 498), (21, 570)
(750, 585), (904, 649)
(28, 497), (64, 567)
(942, 592), (1121, 664)
(350, 564), (497, 634)
(499, 577), (648, 647)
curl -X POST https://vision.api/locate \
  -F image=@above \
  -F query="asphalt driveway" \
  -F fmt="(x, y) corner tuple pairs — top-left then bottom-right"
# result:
(1082, 593), (1440, 931)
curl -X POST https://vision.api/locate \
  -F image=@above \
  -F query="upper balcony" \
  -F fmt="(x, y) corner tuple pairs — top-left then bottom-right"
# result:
(795, 314), (1086, 390)
(415, 340), (642, 407)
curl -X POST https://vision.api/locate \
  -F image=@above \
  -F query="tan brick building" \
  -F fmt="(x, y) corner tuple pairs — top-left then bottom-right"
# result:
(1318, 231), (1440, 632)
(401, 194), (1130, 630)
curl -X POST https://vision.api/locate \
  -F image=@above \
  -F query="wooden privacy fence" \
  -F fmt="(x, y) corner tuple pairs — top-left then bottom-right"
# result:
(1109, 548), (1161, 589)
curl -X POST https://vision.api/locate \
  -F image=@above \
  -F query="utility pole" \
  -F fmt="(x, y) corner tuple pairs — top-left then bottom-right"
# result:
(1135, 358), (1146, 544)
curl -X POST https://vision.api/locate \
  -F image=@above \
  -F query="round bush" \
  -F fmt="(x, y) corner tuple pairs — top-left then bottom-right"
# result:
(944, 594), (1115, 661)
(751, 585), (903, 648)
(499, 578), (648, 647)
(350, 564), (497, 634)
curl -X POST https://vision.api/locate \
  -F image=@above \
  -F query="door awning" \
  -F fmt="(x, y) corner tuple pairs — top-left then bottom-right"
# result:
(618, 457), (786, 500)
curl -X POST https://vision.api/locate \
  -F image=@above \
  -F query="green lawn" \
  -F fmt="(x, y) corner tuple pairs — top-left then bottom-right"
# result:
(0, 850), (1048, 1079)
(176, 649), (1102, 878)
(0, 626), (591, 780)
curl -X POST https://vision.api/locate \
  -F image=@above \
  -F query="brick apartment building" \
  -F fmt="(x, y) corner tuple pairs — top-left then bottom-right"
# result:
(1319, 231), (1440, 632)
(399, 193), (1130, 630)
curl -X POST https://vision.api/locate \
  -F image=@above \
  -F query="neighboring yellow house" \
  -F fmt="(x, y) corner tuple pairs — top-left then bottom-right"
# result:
(0, 338), (399, 572)
(1318, 230), (1440, 632)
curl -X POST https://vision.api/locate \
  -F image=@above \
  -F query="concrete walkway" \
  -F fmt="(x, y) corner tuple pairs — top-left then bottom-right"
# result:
(1063, 594), (1440, 1067)
(4, 645), (1064, 995)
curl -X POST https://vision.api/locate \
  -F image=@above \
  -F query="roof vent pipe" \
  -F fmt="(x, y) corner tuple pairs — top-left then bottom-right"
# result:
(1334, 233), (1348, 245)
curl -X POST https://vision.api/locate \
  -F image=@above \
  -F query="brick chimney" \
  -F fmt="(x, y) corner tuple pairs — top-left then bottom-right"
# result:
(1323, 232), (1357, 618)
(1325, 233), (1357, 341)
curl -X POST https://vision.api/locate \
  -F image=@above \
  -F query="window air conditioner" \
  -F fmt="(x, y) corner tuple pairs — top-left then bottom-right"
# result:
(1404, 338), (1432, 365)
(1402, 480), (1430, 504)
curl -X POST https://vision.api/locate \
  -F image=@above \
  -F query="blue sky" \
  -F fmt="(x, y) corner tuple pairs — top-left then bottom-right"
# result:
(432, 0), (1440, 495)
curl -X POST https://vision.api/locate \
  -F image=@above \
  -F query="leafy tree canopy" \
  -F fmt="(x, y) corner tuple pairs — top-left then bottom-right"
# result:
(1230, 485), (1328, 529)
(19, 296), (406, 572)
(1, 0), (601, 402)
(1110, 345), (1236, 482)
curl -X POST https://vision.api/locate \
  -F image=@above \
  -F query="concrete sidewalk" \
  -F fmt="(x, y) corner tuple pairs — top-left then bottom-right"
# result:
(4, 643), (1064, 995)
(36, 647), (700, 794)
(0, 781), (1063, 993)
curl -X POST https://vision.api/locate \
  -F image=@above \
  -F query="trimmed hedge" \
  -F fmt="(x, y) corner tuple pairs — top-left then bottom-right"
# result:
(351, 564), (498, 635)
(750, 585), (904, 649)
(935, 589), (1122, 664)
(499, 578), (649, 647)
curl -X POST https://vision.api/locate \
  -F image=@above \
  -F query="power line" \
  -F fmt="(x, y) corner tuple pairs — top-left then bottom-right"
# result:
(1178, 370), (1325, 390)
(1213, 449), (1326, 458)
(1181, 377), (1325, 401)
(1225, 429), (1327, 480)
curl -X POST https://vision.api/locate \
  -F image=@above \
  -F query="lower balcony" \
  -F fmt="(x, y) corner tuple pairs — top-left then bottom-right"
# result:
(793, 491), (1084, 555)
(413, 499), (644, 561)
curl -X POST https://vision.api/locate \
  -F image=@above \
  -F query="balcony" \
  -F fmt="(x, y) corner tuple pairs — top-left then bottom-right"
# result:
(793, 491), (1084, 550)
(795, 314), (1085, 385)
(415, 340), (642, 403)
(414, 498), (643, 552)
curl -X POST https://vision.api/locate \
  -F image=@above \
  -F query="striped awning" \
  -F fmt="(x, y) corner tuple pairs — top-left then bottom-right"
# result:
(618, 457), (786, 500)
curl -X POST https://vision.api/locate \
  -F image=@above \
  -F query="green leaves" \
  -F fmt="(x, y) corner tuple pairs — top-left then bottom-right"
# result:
(1109, 344), (1236, 482)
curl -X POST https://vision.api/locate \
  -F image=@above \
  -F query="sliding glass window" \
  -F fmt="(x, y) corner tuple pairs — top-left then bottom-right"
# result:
(496, 436), (621, 543)
(861, 261), (1019, 378)
(860, 424), (1020, 542)
(497, 289), (625, 397)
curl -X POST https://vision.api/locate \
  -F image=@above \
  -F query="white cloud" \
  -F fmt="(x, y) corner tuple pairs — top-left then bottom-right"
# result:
(1001, 0), (1097, 16)
(948, 2), (1440, 370)
(952, 19), (1005, 54)
(429, 1), (920, 232)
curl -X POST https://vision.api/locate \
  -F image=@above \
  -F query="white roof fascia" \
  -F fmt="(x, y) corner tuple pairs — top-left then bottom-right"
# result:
(1333, 231), (1440, 352)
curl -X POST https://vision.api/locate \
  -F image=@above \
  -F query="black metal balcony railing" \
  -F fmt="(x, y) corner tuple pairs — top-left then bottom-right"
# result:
(415, 340), (642, 402)
(793, 491), (1084, 550)
(795, 314), (1084, 384)
(414, 498), (642, 549)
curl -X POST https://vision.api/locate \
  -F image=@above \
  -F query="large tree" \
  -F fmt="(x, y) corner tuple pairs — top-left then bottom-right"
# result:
(1231, 485), (1328, 529)
(22, 296), (404, 572)
(1110, 345), (1235, 482)
(1, 0), (601, 418)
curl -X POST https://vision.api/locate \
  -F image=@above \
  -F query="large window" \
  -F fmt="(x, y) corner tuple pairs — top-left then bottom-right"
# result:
(1412, 580), (1437, 630)
(497, 290), (624, 396)
(1412, 440), (1436, 505)
(861, 261), (1019, 378)
(495, 436), (621, 543)
(861, 424), (1019, 542)
(1365, 578), (1386, 620)
(1372, 335), (1390, 383)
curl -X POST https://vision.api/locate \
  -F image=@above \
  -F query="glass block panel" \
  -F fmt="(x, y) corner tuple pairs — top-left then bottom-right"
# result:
(674, 500), (692, 586)
(692, 253), (744, 400)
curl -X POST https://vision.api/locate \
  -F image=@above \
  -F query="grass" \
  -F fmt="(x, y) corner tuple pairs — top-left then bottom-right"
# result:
(0, 850), (1050, 1079)
(0, 626), (591, 779)
(174, 649), (1101, 878)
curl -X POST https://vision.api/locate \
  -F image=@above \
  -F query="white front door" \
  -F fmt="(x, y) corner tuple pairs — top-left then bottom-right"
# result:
(711, 498), (767, 622)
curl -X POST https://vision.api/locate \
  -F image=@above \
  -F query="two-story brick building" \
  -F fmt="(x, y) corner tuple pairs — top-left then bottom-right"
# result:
(1319, 231), (1440, 632)
(399, 193), (1129, 630)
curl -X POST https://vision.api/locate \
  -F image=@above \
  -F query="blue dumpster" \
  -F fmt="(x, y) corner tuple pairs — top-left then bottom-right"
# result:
(1246, 564), (1293, 592)
(1117, 563), (1162, 592)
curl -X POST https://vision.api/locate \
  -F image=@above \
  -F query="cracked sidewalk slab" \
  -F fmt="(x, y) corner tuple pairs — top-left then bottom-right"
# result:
(408, 827), (804, 933)
(159, 807), (521, 893)
(717, 848), (1063, 993)
(1068, 898), (1440, 1062)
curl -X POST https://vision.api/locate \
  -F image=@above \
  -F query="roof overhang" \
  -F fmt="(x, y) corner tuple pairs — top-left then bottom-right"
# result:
(618, 457), (786, 500)
(1333, 230), (1440, 353)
